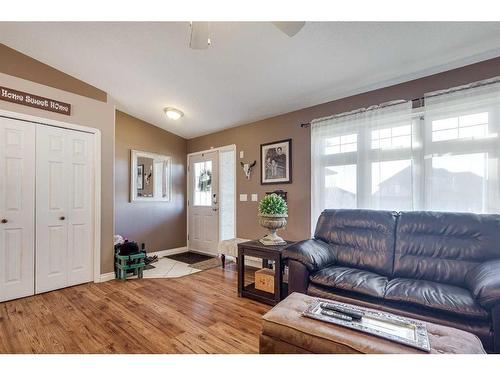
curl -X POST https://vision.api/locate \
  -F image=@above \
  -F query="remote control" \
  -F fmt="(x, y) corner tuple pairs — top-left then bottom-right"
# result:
(320, 309), (353, 321)
(320, 303), (364, 320)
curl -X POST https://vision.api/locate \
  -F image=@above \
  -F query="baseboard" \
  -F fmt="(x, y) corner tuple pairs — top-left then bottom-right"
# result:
(99, 272), (115, 283)
(149, 246), (188, 258)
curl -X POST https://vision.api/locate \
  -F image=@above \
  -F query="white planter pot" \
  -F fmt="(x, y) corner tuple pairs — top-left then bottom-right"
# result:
(258, 214), (288, 245)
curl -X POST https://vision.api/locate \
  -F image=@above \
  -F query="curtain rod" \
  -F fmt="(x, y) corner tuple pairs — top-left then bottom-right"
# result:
(300, 98), (415, 128)
(300, 75), (500, 128)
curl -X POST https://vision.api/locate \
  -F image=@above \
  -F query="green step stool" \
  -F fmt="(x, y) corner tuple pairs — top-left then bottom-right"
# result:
(115, 252), (146, 280)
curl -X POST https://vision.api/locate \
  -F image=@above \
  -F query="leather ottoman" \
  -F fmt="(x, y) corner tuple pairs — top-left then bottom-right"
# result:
(260, 293), (486, 354)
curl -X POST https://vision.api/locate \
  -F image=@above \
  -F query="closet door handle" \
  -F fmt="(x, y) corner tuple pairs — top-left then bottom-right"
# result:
(59, 216), (66, 221)
(1, 219), (7, 224)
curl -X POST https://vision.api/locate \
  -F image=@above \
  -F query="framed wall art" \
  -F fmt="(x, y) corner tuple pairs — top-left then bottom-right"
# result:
(260, 139), (292, 185)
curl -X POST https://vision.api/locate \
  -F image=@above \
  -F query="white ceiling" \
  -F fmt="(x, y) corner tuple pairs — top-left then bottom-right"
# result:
(1, 22), (500, 139)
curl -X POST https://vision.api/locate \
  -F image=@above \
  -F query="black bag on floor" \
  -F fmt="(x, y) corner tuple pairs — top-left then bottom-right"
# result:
(118, 240), (140, 255)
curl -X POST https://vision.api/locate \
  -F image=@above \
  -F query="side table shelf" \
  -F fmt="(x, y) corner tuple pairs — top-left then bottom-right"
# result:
(237, 240), (294, 305)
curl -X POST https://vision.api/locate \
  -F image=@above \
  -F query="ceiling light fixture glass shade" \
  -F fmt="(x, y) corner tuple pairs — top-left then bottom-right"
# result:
(164, 107), (184, 120)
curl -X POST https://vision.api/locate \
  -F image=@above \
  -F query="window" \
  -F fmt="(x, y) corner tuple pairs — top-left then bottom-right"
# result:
(311, 102), (416, 227)
(219, 149), (236, 241)
(371, 159), (413, 210)
(324, 165), (357, 209)
(194, 160), (212, 206)
(427, 153), (489, 213)
(432, 112), (489, 142)
(325, 134), (357, 154)
(311, 81), (500, 228)
(371, 125), (412, 150)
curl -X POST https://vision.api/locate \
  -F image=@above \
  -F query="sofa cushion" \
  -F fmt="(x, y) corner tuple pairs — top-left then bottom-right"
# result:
(394, 211), (500, 286)
(314, 209), (397, 276)
(385, 278), (489, 320)
(310, 266), (388, 299)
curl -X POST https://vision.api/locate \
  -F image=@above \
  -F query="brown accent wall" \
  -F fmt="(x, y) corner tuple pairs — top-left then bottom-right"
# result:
(0, 43), (107, 102)
(115, 111), (187, 252)
(187, 56), (500, 241)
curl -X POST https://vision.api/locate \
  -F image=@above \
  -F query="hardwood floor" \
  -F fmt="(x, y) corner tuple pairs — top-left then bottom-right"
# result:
(0, 264), (271, 353)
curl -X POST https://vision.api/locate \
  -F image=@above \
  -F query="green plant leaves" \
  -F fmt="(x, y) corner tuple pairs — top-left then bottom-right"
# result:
(258, 193), (288, 215)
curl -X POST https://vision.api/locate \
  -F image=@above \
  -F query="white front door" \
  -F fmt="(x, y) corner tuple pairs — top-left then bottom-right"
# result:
(0, 118), (35, 302)
(36, 125), (94, 293)
(188, 151), (219, 254)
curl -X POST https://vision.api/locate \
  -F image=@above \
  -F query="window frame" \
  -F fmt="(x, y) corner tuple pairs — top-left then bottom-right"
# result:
(130, 149), (172, 202)
(314, 104), (500, 216)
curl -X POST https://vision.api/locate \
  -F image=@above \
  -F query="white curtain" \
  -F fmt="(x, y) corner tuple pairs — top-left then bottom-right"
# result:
(219, 149), (236, 241)
(423, 79), (500, 214)
(311, 77), (500, 233)
(311, 101), (416, 229)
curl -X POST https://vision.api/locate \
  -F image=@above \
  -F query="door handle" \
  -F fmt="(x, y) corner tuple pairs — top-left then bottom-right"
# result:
(212, 208), (218, 212)
(60, 216), (66, 221)
(1, 219), (7, 224)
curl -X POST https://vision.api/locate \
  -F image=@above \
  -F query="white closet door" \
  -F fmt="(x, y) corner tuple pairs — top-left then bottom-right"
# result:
(36, 125), (94, 293)
(0, 118), (35, 302)
(66, 129), (94, 287)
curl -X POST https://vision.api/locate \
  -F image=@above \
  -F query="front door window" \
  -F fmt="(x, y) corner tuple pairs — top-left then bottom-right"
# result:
(194, 160), (212, 206)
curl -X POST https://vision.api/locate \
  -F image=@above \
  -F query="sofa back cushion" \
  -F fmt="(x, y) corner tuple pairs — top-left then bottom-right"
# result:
(394, 211), (500, 286)
(314, 209), (397, 277)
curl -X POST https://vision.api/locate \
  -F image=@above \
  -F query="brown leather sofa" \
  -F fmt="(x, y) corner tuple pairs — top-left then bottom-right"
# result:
(283, 209), (500, 353)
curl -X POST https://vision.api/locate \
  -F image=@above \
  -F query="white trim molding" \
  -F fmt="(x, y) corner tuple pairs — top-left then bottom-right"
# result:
(186, 144), (237, 158)
(98, 272), (116, 283)
(186, 144), (237, 254)
(149, 246), (188, 258)
(0, 108), (102, 285)
(130, 149), (172, 202)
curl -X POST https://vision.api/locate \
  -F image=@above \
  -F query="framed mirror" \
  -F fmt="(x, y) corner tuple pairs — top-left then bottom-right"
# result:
(130, 150), (172, 202)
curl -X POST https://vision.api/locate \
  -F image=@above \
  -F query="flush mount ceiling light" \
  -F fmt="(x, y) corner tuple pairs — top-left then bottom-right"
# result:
(164, 107), (184, 121)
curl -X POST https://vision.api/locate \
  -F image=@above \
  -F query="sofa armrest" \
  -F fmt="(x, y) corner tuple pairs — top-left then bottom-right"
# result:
(283, 239), (335, 272)
(287, 260), (310, 295)
(465, 260), (500, 309)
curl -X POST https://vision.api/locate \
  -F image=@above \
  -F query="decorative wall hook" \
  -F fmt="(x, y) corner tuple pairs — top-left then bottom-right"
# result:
(240, 160), (256, 180)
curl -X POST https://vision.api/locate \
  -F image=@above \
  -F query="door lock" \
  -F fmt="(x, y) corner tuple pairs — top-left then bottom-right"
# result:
(60, 216), (66, 221)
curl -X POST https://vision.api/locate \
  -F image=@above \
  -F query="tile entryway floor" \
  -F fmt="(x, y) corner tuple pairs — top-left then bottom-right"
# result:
(141, 256), (202, 278)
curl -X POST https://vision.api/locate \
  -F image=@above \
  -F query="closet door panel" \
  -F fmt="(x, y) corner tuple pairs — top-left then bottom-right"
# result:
(0, 118), (35, 302)
(36, 126), (68, 293)
(67, 132), (93, 286)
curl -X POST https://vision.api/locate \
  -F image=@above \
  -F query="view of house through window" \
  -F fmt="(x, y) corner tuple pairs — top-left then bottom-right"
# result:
(311, 82), (500, 226)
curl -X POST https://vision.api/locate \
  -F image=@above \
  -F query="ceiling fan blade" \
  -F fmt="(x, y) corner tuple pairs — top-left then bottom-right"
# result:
(272, 22), (305, 37)
(190, 22), (211, 49)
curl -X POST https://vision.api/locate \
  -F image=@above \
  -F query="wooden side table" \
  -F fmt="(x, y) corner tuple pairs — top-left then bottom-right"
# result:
(237, 240), (295, 305)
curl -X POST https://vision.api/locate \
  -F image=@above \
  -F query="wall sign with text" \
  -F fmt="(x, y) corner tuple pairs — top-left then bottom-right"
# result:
(0, 86), (71, 115)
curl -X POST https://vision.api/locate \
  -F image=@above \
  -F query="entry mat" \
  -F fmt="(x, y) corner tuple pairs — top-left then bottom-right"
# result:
(164, 251), (214, 265)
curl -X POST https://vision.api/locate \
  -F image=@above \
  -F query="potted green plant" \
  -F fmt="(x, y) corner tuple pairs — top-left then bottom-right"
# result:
(258, 193), (288, 245)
